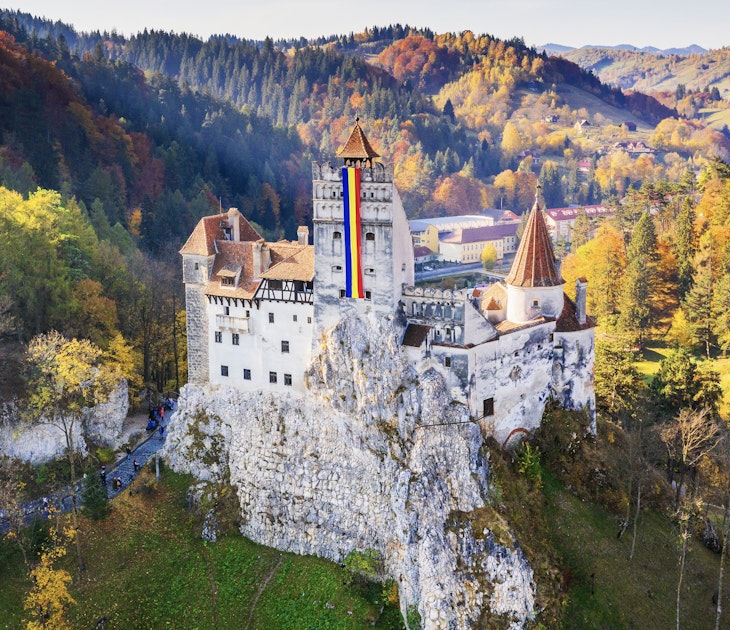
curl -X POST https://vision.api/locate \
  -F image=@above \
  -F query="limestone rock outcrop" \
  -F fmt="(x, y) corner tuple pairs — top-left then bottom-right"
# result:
(0, 380), (129, 464)
(163, 314), (535, 628)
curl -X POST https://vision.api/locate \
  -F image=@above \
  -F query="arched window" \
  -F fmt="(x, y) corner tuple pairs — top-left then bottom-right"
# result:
(333, 231), (342, 240)
(364, 231), (375, 254)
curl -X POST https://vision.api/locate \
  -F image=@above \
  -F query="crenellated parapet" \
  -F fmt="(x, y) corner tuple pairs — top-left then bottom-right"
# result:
(312, 161), (394, 224)
(401, 285), (467, 345)
(312, 161), (392, 183)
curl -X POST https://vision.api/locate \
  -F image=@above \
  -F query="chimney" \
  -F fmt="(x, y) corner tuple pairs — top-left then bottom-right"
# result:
(252, 240), (270, 280)
(228, 208), (241, 241)
(297, 225), (309, 246)
(575, 278), (588, 325)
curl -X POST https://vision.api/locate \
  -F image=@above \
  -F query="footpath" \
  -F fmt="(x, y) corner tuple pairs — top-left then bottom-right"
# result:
(0, 411), (172, 533)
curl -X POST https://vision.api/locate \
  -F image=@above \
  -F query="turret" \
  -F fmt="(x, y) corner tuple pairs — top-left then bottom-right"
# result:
(505, 186), (565, 323)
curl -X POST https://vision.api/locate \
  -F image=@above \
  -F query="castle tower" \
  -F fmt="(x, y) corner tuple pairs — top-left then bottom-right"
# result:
(505, 186), (565, 323)
(311, 120), (414, 336)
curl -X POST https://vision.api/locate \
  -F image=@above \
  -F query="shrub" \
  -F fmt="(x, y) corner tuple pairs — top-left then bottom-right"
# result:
(81, 473), (109, 520)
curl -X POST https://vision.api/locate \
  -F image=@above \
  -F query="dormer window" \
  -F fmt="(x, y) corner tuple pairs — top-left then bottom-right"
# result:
(221, 277), (235, 287)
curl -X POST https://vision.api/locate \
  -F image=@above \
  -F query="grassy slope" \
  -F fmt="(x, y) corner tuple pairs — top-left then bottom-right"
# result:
(542, 474), (726, 629)
(0, 470), (403, 630)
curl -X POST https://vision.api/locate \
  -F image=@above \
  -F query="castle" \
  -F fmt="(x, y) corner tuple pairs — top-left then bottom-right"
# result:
(180, 121), (595, 446)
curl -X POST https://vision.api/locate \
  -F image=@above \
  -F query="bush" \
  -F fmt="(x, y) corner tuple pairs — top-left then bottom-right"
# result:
(516, 442), (543, 488)
(344, 548), (383, 583)
(81, 474), (109, 520)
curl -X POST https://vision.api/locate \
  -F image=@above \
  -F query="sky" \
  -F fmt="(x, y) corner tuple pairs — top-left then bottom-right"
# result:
(6, 0), (730, 50)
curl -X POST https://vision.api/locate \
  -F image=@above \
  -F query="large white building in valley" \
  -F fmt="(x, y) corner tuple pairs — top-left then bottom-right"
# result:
(181, 121), (595, 446)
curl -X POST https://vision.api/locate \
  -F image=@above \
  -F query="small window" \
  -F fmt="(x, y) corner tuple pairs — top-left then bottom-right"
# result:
(214, 331), (222, 343)
(483, 398), (494, 417)
(364, 268), (375, 275)
(194, 262), (199, 270)
(333, 231), (342, 240)
(232, 333), (239, 345)
(224, 306), (230, 315)
(365, 232), (375, 241)
(332, 265), (342, 272)
(549, 333), (554, 342)
(307, 316), (312, 324)
(281, 340), (289, 353)
(401, 263), (406, 272)
(269, 312), (275, 323)
(284, 374), (292, 386)
(533, 299), (539, 307)
(340, 290), (346, 298)
(445, 356), (451, 367)
(221, 365), (229, 377)
(293, 314), (298, 322)
(246, 310), (250, 318)
(243, 369), (251, 380)
(269, 371), (277, 384)
(365, 290), (372, 300)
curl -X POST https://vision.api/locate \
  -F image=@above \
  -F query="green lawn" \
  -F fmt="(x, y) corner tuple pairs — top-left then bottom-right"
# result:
(634, 343), (673, 383)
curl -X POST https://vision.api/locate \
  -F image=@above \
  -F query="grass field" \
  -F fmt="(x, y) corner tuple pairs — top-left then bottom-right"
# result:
(0, 470), (403, 630)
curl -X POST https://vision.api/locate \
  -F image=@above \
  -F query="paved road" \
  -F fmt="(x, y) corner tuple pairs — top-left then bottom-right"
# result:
(0, 423), (168, 533)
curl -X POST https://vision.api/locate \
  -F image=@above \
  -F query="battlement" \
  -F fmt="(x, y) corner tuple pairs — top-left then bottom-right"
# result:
(312, 161), (393, 183)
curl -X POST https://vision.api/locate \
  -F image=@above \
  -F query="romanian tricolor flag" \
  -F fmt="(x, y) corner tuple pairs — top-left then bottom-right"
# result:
(342, 167), (364, 298)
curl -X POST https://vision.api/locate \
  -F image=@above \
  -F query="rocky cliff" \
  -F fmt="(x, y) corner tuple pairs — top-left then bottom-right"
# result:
(163, 314), (535, 628)
(0, 380), (129, 463)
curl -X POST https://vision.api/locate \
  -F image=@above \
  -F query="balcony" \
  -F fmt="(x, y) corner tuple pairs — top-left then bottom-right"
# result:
(216, 314), (250, 333)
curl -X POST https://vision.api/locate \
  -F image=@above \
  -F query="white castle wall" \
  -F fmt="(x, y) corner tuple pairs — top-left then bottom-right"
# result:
(207, 298), (314, 393)
(163, 313), (535, 629)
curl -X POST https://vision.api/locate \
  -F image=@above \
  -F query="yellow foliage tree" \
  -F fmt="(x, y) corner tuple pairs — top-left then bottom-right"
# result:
(561, 222), (627, 323)
(24, 518), (76, 630)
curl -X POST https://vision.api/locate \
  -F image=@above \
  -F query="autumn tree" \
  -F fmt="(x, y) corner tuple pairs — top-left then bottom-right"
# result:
(23, 513), (76, 630)
(25, 332), (117, 570)
(561, 222), (626, 325)
(0, 459), (32, 571)
(480, 244), (498, 270)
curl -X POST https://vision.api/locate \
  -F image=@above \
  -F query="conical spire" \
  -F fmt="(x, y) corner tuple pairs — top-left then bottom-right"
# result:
(505, 185), (564, 287)
(337, 117), (380, 167)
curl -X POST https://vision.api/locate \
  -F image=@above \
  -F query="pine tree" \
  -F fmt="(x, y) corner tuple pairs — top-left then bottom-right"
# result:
(684, 233), (716, 358)
(618, 212), (658, 346)
(674, 198), (696, 300)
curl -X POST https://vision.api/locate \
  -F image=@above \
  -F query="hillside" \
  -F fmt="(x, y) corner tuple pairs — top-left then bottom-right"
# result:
(0, 12), (712, 227)
(560, 46), (730, 101)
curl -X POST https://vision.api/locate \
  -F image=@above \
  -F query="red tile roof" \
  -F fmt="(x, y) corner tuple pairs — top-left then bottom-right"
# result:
(505, 190), (564, 288)
(337, 119), (380, 161)
(555, 294), (596, 332)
